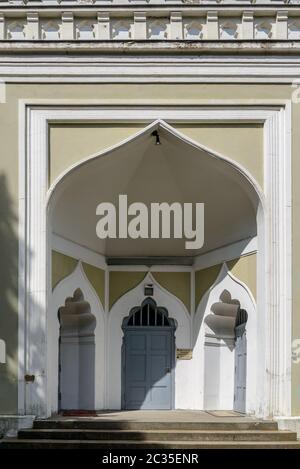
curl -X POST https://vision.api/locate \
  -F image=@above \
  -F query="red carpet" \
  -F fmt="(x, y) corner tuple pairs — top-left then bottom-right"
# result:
(61, 410), (97, 417)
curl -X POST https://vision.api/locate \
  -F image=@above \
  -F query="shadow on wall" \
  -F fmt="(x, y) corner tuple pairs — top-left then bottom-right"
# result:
(0, 173), (44, 417)
(0, 173), (19, 414)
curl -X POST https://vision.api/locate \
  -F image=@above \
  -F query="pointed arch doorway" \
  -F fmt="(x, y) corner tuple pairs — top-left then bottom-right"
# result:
(122, 298), (177, 410)
(58, 288), (96, 411)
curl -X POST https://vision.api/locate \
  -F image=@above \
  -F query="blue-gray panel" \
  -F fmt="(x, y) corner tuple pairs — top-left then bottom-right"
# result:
(124, 328), (174, 410)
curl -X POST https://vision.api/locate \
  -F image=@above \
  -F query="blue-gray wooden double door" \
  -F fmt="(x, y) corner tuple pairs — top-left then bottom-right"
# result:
(123, 327), (175, 410)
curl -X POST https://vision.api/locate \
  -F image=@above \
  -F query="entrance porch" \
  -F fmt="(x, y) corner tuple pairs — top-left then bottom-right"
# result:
(2, 411), (300, 449)
(47, 121), (260, 416)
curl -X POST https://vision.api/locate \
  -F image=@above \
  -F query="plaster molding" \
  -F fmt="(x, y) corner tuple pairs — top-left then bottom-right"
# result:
(3, 55), (300, 83)
(2, 0), (300, 4)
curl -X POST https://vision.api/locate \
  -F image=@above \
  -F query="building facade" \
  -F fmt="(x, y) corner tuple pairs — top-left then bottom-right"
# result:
(0, 0), (299, 435)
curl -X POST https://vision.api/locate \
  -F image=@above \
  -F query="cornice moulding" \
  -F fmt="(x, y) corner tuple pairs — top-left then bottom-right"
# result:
(1, 39), (300, 50)
(1, 5), (300, 42)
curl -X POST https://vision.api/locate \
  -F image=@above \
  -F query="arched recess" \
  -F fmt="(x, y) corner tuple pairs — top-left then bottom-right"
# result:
(108, 272), (191, 410)
(193, 263), (257, 414)
(45, 118), (264, 413)
(48, 262), (105, 415)
(121, 297), (177, 410)
(46, 119), (264, 249)
(58, 288), (96, 411)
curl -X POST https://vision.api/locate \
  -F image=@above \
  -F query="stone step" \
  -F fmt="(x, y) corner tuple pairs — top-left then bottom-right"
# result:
(2, 438), (300, 449)
(33, 419), (278, 431)
(18, 428), (297, 442)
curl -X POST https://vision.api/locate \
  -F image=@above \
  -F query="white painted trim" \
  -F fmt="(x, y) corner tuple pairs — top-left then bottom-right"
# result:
(193, 237), (257, 271)
(19, 103), (291, 418)
(0, 1), (298, 6)
(51, 233), (107, 270)
(17, 99), (27, 415)
(263, 101), (292, 417)
(18, 98), (291, 106)
(3, 58), (300, 83)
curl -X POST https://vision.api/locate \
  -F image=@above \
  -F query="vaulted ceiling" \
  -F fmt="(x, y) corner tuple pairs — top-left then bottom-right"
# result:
(51, 122), (259, 260)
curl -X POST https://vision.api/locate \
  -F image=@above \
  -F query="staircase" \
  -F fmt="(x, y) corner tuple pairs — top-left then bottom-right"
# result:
(1, 417), (300, 449)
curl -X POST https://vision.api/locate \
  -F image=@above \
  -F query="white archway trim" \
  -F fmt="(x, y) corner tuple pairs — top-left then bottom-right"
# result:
(158, 121), (264, 208)
(107, 271), (192, 409)
(46, 118), (263, 213)
(47, 120), (161, 206)
(52, 256), (105, 312)
(110, 271), (191, 337)
(19, 104), (291, 419)
(48, 261), (105, 415)
(0, 339), (6, 364)
(194, 261), (257, 414)
(109, 270), (190, 323)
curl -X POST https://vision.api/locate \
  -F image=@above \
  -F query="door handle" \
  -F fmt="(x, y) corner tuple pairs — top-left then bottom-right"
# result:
(166, 367), (171, 373)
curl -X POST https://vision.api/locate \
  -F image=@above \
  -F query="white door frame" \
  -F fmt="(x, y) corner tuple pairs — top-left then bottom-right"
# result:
(18, 102), (292, 418)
